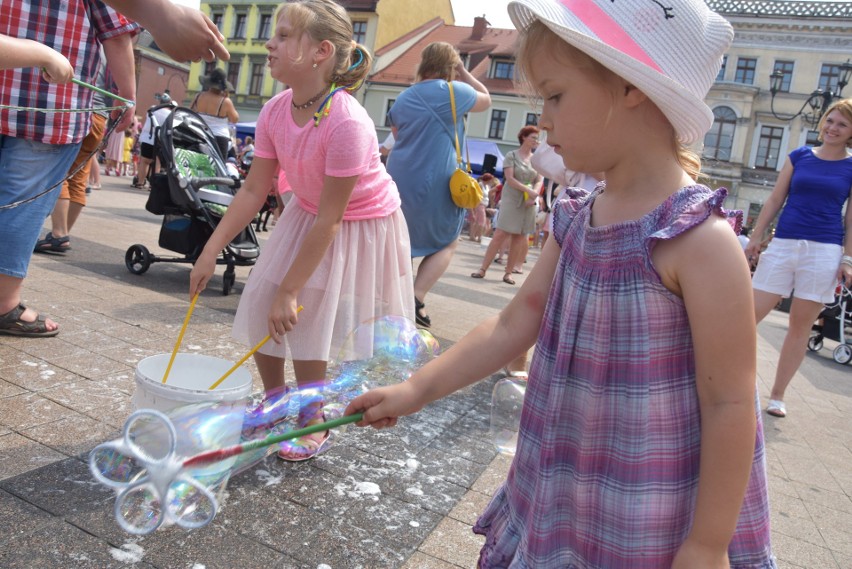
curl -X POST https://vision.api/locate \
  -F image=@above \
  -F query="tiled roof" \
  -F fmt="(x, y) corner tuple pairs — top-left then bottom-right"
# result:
(369, 21), (522, 96)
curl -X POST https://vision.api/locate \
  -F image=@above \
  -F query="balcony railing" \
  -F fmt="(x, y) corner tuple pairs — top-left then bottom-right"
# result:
(706, 0), (852, 18)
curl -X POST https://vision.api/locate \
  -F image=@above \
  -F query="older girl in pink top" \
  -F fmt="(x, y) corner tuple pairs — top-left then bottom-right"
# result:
(190, 0), (414, 461)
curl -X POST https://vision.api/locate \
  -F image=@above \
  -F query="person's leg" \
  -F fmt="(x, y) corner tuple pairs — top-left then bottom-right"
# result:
(51, 115), (105, 240)
(253, 351), (286, 393)
(473, 229), (508, 276)
(754, 289), (783, 324)
(413, 239), (458, 303)
(0, 136), (79, 335)
(504, 233), (526, 283)
(279, 359), (330, 460)
(89, 156), (101, 188)
(769, 297), (825, 403)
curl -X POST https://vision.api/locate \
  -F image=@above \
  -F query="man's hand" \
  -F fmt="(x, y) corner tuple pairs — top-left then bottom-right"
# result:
(103, 0), (229, 63)
(39, 48), (74, 83)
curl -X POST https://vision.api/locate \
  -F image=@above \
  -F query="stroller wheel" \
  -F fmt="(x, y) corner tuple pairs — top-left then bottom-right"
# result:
(833, 344), (852, 365)
(222, 268), (235, 296)
(125, 244), (152, 275)
(807, 336), (823, 352)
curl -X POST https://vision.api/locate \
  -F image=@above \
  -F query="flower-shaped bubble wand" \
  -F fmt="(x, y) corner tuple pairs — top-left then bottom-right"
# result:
(89, 408), (363, 535)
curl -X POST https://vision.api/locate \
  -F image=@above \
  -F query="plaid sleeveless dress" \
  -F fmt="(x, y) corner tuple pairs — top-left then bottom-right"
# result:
(474, 185), (775, 568)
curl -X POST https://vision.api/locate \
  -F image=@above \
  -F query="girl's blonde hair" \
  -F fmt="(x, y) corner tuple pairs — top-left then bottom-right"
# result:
(516, 21), (701, 180)
(416, 42), (461, 82)
(817, 98), (852, 148)
(275, 0), (372, 89)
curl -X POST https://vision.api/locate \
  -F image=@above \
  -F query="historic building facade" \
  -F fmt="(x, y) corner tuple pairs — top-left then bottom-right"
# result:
(192, 0), (453, 121)
(703, 0), (852, 226)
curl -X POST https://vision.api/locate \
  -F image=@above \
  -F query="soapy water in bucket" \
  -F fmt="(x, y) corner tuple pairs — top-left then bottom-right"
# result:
(89, 315), (440, 534)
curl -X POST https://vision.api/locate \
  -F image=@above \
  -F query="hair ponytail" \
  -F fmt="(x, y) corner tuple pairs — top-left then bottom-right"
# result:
(676, 144), (702, 181)
(331, 42), (373, 90)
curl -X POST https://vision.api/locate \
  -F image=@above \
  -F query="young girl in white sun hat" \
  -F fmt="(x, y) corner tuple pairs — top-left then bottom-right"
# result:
(348, 0), (776, 566)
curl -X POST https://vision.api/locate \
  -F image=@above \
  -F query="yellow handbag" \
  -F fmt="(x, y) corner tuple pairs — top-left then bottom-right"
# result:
(448, 82), (483, 209)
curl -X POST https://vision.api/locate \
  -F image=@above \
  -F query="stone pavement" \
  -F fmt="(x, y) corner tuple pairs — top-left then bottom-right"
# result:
(0, 176), (849, 568)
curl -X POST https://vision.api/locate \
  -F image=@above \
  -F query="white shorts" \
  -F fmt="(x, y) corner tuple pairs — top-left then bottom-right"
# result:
(752, 238), (841, 303)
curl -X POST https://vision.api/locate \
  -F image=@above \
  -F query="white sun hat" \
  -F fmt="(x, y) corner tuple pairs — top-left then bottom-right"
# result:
(507, 0), (734, 144)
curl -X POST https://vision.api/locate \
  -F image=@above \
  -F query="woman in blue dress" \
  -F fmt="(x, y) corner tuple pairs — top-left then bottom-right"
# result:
(387, 41), (491, 328)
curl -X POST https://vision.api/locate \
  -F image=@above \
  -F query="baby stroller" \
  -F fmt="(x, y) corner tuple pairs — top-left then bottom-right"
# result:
(807, 283), (852, 364)
(125, 106), (260, 295)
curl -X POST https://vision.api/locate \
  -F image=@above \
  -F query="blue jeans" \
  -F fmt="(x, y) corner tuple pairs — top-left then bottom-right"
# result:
(0, 136), (81, 278)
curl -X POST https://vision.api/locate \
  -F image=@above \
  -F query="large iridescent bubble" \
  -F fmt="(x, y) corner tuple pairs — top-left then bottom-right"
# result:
(90, 316), (439, 534)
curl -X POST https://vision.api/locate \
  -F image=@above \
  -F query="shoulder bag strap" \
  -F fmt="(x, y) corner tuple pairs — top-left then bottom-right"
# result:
(448, 82), (473, 172)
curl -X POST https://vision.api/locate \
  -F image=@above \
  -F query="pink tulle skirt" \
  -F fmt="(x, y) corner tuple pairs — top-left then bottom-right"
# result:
(232, 201), (415, 362)
(105, 129), (125, 163)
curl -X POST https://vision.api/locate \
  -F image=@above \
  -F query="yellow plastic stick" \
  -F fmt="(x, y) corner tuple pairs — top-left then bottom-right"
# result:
(208, 306), (303, 391)
(162, 293), (200, 384)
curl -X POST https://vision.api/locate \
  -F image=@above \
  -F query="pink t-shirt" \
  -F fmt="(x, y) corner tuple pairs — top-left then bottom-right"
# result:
(254, 90), (400, 220)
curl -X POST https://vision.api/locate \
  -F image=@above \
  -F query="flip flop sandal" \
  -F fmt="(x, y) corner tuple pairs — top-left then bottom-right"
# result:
(277, 429), (333, 462)
(470, 269), (486, 279)
(34, 232), (70, 253)
(766, 399), (786, 418)
(0, 304), (59, 338)
(277, 406), (333, 462)
(241, 387), (292, 440)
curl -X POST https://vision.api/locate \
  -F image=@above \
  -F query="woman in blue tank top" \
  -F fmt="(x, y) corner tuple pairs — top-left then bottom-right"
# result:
(746, 99), (852, 418)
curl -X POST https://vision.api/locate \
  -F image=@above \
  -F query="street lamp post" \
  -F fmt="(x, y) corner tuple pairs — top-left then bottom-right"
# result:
(769, 60), (852, 127)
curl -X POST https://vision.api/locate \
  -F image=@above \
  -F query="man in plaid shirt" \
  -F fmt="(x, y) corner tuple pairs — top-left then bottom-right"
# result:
(0, 0), (138, 337)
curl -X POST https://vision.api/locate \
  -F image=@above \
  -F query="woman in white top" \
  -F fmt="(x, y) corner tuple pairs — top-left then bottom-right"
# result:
(190, 68), (239, 159)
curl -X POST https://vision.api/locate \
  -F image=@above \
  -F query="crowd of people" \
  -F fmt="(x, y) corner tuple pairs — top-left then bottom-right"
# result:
(5, 0), (852, 565)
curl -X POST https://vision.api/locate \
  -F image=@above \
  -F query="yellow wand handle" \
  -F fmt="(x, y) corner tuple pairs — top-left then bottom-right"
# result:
(162, 293), (200, 384)
(207, 306), (303, 391)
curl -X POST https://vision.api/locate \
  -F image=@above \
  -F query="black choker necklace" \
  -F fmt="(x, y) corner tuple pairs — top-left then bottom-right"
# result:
(292, 85), (330, 110)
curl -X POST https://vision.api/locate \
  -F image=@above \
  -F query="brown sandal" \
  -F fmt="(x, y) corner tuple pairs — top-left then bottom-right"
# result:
(0, 304), (59, 337)
(502, 274), (516, 285)
(470, 268), (486, 279)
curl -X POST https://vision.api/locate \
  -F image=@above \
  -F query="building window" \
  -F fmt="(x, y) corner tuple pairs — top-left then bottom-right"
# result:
(755, 125), (784, 170)
(249, 62), (264, 95)
(525, 112), (538, 126)
(492, 60), (514, 80)
(232, 13), (247, 39)
(384, 98), (395, 127)
(353, 21), (367, 44)
(819, 63), (844, 92)
(227, 61), (240, 92)
(734, 57), (757, 84)
(703, 106), (736, 161)
(203, 61), (218, 77)
(211, 12), (224, 33)
(716, 55), (727, 81)
(773, 60), (794, 92)
(257, 13), (272, 40)
(488, 110), (507, 139)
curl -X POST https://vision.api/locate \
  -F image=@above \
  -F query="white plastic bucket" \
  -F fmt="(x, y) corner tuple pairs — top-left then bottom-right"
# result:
(133, 353), (252, 412)
(132, 353), (253, 503)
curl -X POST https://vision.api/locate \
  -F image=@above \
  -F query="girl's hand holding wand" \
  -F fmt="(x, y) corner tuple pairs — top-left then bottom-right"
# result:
(268, 289), (300, 343)
(347, 379), (427, 430)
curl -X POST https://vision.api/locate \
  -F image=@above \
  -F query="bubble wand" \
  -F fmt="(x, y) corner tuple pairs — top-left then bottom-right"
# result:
(162, 293), (200, 384)
(90, 408), (362, 535)
(90, 315), (441, 535)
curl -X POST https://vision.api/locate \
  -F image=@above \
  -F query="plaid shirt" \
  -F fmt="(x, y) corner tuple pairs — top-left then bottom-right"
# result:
(0, 0), (138, 145)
